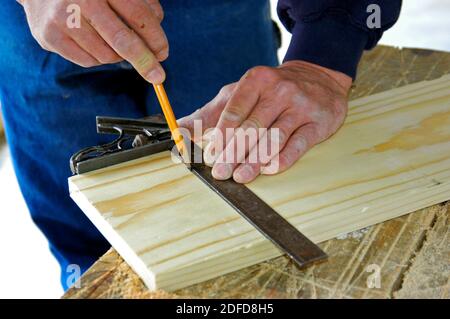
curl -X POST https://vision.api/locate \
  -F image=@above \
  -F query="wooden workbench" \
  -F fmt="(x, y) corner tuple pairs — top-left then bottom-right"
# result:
(63, 46), (450, 299)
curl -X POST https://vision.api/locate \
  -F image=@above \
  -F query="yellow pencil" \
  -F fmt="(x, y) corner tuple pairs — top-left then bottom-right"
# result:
(152, 83), (186, 157)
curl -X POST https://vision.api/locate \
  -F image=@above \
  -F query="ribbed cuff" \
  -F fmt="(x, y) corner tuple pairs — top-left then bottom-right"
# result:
(283, 14), (369, 79)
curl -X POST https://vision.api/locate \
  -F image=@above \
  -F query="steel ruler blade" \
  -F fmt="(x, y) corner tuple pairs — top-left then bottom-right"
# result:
(188, 147), (327, 267)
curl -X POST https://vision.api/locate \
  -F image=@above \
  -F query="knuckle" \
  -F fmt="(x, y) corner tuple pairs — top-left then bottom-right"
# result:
(272, 127), (288, 144)
(82, 2), (104, 24)
(247, 66), (277, 81)
(333, 100), (348, 120)
(243, 117), (262, 130)
(111, 28), (134, 53)
(97, 53), (121, 64)
(314, 125), (329, 141)
(31, 28), (51, 50)
(291, 91), (311, 109)
(219, 83), (235, 97)
(146, 27), (168, 49)
(146, 0), (165, 21)
(277, 80), (298, 94)
(248, 65), (270, 76)
(219, 83), (236, 100)
(135, 52), (156, 71)
(329, 109), (347, 133)
(301, 80), (316, 94)
(156, 10), (164, 22)
(40, 21), (59, 44)
(293, 135), (309, 153)
(47, 7), (63, 25)
(221, 107), (244, 123)
(131, 10), (151, 26)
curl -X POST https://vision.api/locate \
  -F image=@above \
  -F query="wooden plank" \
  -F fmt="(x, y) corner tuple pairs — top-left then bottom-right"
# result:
(63, 204), (443, 299)
(69, 72), (450, 292)
(64, 46), (450, 299)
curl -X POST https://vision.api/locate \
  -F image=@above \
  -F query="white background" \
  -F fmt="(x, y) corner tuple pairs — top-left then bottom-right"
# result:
(0, 0), (449, 299)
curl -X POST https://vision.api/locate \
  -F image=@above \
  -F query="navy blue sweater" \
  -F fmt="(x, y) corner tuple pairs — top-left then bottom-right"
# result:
(277, 0), (402, 78)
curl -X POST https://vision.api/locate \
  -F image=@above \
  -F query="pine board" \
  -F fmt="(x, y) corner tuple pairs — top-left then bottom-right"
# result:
(63, 204), (447, 299)
(63, 46), (450, 299)
(69, 72), (450, 292)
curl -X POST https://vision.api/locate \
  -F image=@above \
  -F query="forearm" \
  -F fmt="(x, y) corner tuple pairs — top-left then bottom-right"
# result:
(277, 0), (402, 79)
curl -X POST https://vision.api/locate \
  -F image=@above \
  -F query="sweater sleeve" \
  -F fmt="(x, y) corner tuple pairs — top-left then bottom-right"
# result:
(277, 0), (402, 79)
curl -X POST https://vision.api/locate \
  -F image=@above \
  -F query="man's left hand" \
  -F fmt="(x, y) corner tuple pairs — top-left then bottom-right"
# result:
(179, 60), (352, 183)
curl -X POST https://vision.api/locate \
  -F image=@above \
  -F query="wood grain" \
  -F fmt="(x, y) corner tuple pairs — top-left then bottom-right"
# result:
(64, 46), (450, 299)
(64, 203), (448, 299)
(69, 59), (450, 293)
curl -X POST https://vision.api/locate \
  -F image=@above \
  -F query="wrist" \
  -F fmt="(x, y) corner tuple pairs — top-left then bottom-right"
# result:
(280, 60), (352, 95)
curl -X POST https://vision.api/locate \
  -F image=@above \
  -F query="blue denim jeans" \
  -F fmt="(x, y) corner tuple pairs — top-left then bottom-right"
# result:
(0, 0), (278, 290)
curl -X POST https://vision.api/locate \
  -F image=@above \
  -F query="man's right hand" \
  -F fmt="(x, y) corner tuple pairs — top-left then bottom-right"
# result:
(20, 0), (168, 84)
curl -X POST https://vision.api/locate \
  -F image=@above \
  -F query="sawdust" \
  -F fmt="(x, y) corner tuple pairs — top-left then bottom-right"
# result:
(336, 227), (371, 240)
(63, 249), (182, 299)
(100, 257), (178, 299)
(394, 203), (450, 299)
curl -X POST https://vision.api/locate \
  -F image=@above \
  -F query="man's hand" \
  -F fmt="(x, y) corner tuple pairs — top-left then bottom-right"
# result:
(20, 0), (167, 83)
(179, 61), (352, 183)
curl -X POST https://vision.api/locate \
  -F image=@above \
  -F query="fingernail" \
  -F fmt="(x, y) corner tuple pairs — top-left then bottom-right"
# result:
(147, 68), (164, 84)
(204, 142), (217, 167)
(212, 163), (232, 180)
(234, 165), (254, 183)
(156, 49), (169, 62)
(261, 163), (278, 175)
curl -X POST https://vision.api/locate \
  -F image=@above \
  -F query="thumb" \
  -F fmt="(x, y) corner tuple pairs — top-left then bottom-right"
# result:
(178, 83), (237, 141)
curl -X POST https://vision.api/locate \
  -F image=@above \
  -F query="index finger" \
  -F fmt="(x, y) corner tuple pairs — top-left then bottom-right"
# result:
(108, 0), (168, 61)
(84, 1), (165, 83)
(211, 77), (260, 156)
